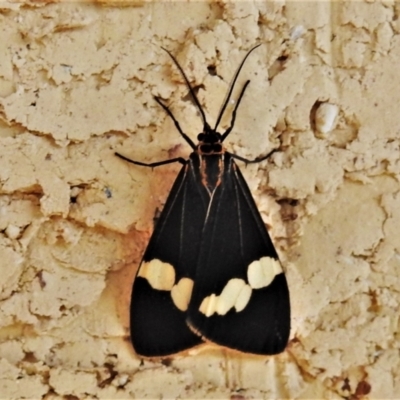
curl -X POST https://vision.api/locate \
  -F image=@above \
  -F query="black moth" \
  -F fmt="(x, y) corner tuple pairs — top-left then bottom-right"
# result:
(116, 45), (290, 357)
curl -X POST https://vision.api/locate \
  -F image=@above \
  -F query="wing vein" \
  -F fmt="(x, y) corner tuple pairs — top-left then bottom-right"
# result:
(233, 166), (245, 260)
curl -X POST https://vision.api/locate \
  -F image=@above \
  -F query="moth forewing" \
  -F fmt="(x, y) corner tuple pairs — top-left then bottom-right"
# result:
(186, 155), (290, 355)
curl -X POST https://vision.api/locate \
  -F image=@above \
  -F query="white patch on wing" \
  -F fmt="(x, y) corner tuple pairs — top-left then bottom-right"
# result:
(247, 256), (282, 289)
(198, 257), (284, 317)
(199, 294), (218, 317)
(171, 277), (194, 311)
(216, 278), (247, 315)
(199, 279), (253, 317)
(198, 257), (283, 317)
(234, 284), (252, 312)
(138, 259), (175, 291)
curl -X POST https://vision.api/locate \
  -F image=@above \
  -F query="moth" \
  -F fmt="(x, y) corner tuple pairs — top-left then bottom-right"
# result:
(116, 45), (290, 357)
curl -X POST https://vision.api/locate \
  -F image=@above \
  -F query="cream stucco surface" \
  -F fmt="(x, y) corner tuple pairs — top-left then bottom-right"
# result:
(0, 1), (399, 398)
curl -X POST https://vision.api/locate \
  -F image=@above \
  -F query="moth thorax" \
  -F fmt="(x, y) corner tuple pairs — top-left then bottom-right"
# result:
(200, 154), (224, 191)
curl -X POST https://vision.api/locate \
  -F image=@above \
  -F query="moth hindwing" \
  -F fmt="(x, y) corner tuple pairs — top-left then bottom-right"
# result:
(116, 45), (290, 357)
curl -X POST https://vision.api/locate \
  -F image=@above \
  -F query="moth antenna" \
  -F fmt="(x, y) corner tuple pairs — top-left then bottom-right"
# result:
(161, 47), (210, 131)
(213, 44), (261, 133)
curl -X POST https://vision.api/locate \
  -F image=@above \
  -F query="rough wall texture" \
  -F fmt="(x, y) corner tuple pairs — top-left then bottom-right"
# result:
(0, 1), (399, 399)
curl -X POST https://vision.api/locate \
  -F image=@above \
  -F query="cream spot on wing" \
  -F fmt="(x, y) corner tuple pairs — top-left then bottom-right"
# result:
(216, 278), (247, 315)
(199, 294), (217, 317)
(247, 256), (283, 289)
(138, 259), (175, 291)
(198, 257), (283, 317)
(199, 279), (253, 317)
(234, 284), (252, 312)
(171, 277), (194, 311)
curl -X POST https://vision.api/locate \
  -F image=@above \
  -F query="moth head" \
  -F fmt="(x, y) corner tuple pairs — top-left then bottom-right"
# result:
(197, 130), (223, 154)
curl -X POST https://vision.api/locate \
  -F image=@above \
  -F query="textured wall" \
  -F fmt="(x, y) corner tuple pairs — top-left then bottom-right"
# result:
(0, 1), (399, 398)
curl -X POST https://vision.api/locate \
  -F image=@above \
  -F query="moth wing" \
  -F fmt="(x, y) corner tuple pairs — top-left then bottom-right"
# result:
(187, 157), (290, 355)
(131, 162), (207, 357)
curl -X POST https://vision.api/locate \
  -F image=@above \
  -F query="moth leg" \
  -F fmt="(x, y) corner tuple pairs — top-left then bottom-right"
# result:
(228, 149), (277, 164)
(154, 96), (197, 150)
(115, 152), (186, 168)
(221, 80), (250, 141)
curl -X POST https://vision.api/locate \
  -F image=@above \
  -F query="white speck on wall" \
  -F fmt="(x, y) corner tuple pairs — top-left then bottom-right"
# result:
(315, 102), (339, 135)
